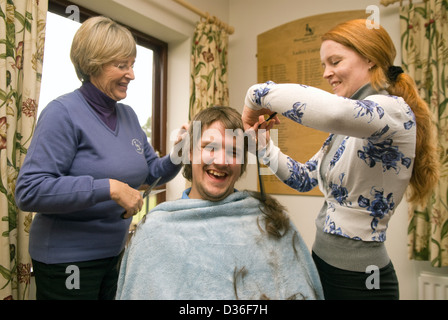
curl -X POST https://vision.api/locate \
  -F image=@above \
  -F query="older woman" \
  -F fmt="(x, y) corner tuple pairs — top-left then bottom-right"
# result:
(15, 16), (183, 300)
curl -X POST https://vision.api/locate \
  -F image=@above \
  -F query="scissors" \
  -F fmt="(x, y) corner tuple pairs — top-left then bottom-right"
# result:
(121, 176), (163, 219)
(260, 112), (277, 125)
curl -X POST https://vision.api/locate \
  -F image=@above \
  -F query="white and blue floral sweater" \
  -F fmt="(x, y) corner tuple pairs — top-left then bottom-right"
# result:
(245, 81), (416, 244)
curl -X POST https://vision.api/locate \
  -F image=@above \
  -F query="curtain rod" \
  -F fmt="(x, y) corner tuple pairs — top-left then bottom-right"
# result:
(380, 0), (428, 6)
(172, 0), (234, 34)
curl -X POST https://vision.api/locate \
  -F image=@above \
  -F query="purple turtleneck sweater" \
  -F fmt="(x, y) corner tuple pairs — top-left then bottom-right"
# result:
(79, 81), (117, 131)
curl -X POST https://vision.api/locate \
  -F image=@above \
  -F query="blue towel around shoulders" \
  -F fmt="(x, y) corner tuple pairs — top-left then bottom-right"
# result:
(116, 191), (324, 300)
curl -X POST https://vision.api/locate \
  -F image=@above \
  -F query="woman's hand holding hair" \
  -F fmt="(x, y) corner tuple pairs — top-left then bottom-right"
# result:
(258, 114), (278, 149)
(245, 114), (278, 156)
(242, 105), (278, 131)
(109, 179), (143, 219)
(174, 123), (189, 146)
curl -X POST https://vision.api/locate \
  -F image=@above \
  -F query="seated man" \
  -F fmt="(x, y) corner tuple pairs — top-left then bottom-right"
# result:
(115, 106), (324, 300)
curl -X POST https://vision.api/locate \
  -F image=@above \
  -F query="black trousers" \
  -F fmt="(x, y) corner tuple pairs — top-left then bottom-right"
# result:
(32, 254), (122, 300)
(312, 252), (399, 300)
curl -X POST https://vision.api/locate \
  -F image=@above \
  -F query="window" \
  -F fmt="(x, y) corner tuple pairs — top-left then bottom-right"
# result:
(40, 0), (168, 225)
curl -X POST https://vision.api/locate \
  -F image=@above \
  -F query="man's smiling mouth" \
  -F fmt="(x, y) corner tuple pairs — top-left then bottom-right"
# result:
(207, 169), (227, 179)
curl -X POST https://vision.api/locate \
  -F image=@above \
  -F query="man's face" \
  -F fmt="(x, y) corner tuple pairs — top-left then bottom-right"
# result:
(188, 121), (243, 201)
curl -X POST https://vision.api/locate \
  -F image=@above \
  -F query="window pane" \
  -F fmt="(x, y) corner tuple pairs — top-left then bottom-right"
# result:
(39, 12), (81, 114)
(121, 46), (153, 142)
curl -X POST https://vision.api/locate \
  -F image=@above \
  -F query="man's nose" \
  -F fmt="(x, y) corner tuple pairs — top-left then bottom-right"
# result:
(212, 148), (228, 165)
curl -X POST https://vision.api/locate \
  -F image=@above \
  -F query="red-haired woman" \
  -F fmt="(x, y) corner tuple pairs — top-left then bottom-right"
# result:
(242, 19), (439, 300)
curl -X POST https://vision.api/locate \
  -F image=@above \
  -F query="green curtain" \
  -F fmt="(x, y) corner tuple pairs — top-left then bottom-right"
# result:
(0, 0), (47, 300)
(189, 20), (229, 120)
(400, 0), (448, 267)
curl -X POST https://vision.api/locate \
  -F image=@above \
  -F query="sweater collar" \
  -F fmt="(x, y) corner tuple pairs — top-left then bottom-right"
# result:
(79, 81), (117, 130)
(350, 83), (388, 100)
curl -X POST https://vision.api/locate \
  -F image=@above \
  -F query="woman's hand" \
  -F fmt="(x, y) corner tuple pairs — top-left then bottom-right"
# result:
(256, 114), (278, 150)
(242, 105), (278, 131)
(174, 123), (189, 146)
(109, 179), (143, 219)
(245, 115), (278, 155)
(170, 123), (190, 164)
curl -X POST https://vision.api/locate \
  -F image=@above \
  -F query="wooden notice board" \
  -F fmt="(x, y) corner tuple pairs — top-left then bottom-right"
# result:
(257, 10), (367, 196)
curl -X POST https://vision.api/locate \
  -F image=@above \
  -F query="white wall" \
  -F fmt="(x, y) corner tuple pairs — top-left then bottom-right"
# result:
(67, 0), (447, 300)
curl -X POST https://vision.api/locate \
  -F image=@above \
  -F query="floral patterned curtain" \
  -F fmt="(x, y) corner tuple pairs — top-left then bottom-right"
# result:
(189, 20), (229, 119)
(0, 0), (47, 300)
(400, 0), (448, 267)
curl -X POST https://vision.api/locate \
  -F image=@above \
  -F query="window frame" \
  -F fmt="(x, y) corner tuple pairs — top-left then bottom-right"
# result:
(47, 0), (168, 203)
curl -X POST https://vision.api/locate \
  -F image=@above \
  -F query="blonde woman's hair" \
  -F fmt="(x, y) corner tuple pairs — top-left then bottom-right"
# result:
(70, 16), (137, 82)
(322, 19), (439, 206)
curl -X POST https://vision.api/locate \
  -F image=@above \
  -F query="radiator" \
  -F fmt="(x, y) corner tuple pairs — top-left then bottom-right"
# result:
(418, 272), (448, 300)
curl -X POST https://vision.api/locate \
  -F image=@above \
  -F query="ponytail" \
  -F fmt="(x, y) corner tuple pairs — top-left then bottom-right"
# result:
(387, 73), (440, 206)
